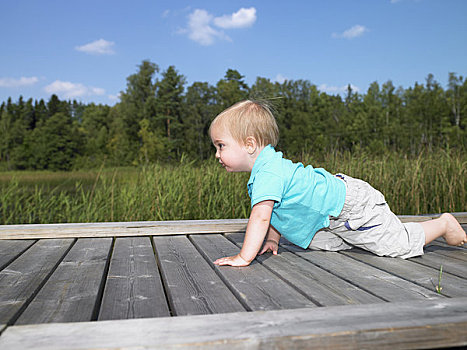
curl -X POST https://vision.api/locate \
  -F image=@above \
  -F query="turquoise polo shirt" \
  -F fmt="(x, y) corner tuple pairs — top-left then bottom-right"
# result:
(247, 145), (346, 248)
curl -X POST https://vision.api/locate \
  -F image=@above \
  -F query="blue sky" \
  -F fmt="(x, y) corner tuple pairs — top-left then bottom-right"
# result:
(1, 0), (466, 106)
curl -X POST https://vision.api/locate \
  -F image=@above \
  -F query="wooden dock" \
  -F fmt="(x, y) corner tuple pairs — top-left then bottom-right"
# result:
(0, 214), (466, 349)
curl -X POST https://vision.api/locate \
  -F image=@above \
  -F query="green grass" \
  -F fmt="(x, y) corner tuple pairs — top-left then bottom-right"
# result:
(308, 149), (467, 216)
(436, 265), (443, 294)
(0, 151), (465, 225)
(0, 159), (250, 224)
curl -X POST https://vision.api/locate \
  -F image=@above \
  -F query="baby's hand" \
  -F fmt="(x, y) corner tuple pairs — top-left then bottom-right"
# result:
(259, 240), (279, 255)
(214, 254), (250, 267)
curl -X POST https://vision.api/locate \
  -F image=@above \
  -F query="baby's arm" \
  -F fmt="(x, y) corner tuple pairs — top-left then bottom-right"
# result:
(259, 225), (281, 255)
(214, 200), (274, 267)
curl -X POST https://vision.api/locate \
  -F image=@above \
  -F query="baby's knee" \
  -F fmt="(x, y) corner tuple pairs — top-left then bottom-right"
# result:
(308, 230), (352, 251)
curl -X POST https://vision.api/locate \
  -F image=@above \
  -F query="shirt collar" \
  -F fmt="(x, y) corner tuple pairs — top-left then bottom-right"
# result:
(247, 144), (277, 186)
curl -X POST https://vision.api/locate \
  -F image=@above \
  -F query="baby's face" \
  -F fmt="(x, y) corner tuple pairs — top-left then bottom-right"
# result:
(210, 126), (252, 172)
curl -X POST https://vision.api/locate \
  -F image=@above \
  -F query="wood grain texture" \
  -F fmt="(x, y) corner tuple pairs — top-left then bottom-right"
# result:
(15, 238), (112, 325)
(408, 247), (467, 279)
(0, 240), (35, 270)
(190, 234), (317, 311)
(1, 298), (466, 350)
(1, 213), (465, 240)
(341, 248), (467, 297)
(425, 241), (467, 262)
(0, 239), (73, 325)
(153, 235), (245, 316)
(227, 232), (383, 306)
(98, 237), (170, 320)
(0, 219), (248, 240)
(283, 243), (444, 302)
(0, 214), (464, 349)
(399, 212), (467, 224)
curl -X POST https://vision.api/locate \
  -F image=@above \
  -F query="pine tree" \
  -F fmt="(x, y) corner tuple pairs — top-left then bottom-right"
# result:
(156, 65), (186, 158)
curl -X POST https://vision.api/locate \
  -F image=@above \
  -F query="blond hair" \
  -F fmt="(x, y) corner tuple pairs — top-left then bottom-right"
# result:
(210, 100), (279, 147)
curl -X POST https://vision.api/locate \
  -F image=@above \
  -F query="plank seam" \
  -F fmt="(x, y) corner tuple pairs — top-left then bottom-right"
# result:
(430, 240), (467, 253)
(339, 250), (454, 298)
(188, 234), (252, 313)
(223, 234), (325, 307)
(428, 249), (467, 264)
(150, 236), (175, 317)
(9, 238), (77, 326)
(404, 254), (466, 280)
(0, 240), (37, 271)
(92, 237), (115, 321)
(280, 244), (395, 303)
(429, 249), (467, 263)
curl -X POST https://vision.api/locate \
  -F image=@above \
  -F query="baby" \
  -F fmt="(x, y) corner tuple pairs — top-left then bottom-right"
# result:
(210, 100), (467, 266)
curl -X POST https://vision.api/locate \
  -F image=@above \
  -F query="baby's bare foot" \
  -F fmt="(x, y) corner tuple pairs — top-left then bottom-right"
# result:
(441, 213), (467, 246)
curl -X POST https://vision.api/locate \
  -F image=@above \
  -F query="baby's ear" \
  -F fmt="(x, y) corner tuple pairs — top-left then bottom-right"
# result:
(244, 136), (258, 154)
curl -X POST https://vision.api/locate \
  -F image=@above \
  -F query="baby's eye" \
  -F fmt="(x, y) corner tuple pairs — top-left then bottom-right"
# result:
(218, 143), (224, 149)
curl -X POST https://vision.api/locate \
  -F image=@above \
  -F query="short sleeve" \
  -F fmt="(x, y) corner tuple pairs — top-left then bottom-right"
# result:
(249, 170), (284, 207)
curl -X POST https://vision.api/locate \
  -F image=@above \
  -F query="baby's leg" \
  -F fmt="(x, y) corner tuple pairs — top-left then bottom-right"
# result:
(308, 229), (352, 251)
(422, 213), (467, 246)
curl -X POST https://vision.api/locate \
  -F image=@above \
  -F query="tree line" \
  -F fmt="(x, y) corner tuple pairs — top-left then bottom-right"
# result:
(1, 60), (466, 171)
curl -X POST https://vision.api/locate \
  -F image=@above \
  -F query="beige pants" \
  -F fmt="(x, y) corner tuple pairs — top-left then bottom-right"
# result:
(309, 175), (425, 259)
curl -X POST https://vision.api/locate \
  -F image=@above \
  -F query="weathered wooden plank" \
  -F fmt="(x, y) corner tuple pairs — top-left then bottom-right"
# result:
(341, 249), (467, 297)
(15, 238), (112, 325)
(283, 244), (443, 302)
(399, 212), (467, 223)
(409, 248), (467, 279)
(0, 240), (35, 270)
(0, 239), (73, 325)
(426, 241), (467, 262)
(190, 234), (317, 311)
(98, 237), (170, 320)
(1, 298), (466, 350)
(153, 235), (245, 316)
(398, 215), (434, 222)
(1, 213), (465, 240)
(227, 232), (383, 306)
(0, 219), (248, 240)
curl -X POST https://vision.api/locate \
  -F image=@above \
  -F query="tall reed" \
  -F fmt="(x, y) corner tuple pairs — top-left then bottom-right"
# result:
(0, 151), (465, 225)
(0, 160), (250, 224)
(307, 149), (466, 215)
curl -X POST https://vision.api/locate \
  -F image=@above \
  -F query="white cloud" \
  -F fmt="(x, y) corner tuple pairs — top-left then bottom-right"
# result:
(44, 80), (105, 99)
(213, 7), (257, 29)
(332, 25), (368, 39)
(319, 84), (360, 95)
(185, 7), (256, 46)
(75, 39), (115, 55)
(187, 9), (228, 46)
(0, 76), (39, 88)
